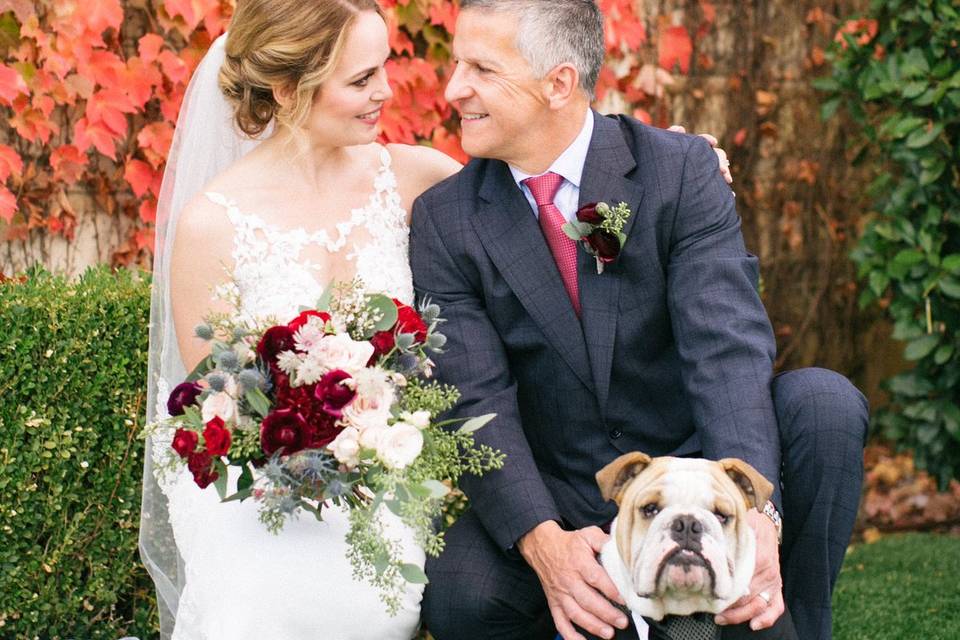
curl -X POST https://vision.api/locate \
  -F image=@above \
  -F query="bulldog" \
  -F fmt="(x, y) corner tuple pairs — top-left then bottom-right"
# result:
(595, 452), (774, 622)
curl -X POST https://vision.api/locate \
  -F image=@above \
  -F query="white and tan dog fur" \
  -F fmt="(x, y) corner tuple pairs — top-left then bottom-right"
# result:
(596, 452), (774, 621)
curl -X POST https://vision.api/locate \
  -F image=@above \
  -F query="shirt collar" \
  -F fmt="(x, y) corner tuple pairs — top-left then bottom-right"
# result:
(509, 109), (594, 190)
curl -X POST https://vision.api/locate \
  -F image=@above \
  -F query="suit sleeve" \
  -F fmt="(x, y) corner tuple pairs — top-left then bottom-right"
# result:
(410, 195), (562, 550)
(666, 136), (782, 509)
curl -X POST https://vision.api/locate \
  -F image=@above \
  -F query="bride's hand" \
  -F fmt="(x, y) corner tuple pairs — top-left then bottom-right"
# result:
(667, 124), (733, 185)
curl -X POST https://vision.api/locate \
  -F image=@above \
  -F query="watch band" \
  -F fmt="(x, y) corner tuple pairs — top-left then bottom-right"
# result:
(762, 500), (783, 545)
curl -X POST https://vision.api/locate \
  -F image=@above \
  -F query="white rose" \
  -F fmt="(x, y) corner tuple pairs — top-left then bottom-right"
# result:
(377, 422), (424, 470)
(400, 410), (431, 430)
(201, 391), (236, 423)
(359, 424), (387, 450)
(329, 427), (361, 469)
(314, 334), (375, 374)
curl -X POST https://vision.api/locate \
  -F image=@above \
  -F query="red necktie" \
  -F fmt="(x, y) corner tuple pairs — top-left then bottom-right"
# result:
(523, 172), (580, 316)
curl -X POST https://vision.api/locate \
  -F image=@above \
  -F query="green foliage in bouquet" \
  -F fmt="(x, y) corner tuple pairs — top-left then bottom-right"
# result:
(817, 0), (960, 486)
(0, 267), (156, 639)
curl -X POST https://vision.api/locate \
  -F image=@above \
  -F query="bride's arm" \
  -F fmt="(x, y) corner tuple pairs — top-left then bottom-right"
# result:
(169, 195), (237, 371)
(386, 143), (463, 223)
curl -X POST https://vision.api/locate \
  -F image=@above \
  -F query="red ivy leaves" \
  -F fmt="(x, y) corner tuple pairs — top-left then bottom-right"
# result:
(659, 26), (694, 75)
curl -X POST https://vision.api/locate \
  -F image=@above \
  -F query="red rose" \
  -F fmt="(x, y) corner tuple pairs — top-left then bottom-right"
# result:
(187, 451), (218, 488)
(369, 331), (395, 357)
(257, 325), (296, 367)
(260, 409), (310, 456)
(202, 416), (232, 457)
(314, 369), (356, 417)
(395, 300), (428, 342)
(586, 229), (621, 262)
(371, 300), (428, 357)
(171, 428), (199, 458)
(576, 202), (602, 225)
(167, 382), (202, 416)
(287, 310), (331, 332)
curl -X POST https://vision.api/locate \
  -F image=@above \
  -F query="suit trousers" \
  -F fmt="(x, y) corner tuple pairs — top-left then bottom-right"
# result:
(422, 367), (868, 640)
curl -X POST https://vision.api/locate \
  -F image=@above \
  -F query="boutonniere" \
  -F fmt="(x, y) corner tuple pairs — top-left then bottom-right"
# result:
(562, 201), (633, 274)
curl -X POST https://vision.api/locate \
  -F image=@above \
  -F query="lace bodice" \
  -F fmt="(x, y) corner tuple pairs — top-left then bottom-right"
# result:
(205, 146), (413, 325)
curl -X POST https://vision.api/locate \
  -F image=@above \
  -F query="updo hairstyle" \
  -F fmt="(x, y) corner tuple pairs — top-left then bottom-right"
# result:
(218, 0), (384, 137)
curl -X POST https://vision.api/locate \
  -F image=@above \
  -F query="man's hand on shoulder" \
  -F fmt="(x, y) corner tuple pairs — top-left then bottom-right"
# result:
(716, 509), (785, 630)
(518, 521), (629, 640)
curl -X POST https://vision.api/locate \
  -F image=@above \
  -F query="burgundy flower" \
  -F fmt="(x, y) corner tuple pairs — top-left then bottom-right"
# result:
(314, 369), (356, 417)
(287, 310), (331, 332)
(576, 202), (602, 225)
(257, 325), (296, 367)
(171, 428), (199, 458)
(586, 229), (621, 263)
(307, 411), (342, 450)
(167, 382), (202, 416)
(187, 451), (218, 488)
(202, 416), (232, 457)
(260, 409), (310, 456)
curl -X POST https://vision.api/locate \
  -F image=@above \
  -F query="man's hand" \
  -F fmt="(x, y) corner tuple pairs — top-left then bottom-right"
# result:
(518, 520), (629, 640)
(667, 125), (734, 185)
(716, 509), (785, 630)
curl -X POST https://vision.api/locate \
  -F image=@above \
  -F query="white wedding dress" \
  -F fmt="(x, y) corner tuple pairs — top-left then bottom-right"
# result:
(154, 147), (424, 640)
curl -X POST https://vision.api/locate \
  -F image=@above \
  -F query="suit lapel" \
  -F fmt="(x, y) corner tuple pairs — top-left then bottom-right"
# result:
(471, 161), (595, 395)
(577, 114), (644, 413)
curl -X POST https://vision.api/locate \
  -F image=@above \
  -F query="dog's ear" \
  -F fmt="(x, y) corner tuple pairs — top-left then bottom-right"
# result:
(718, 458), (774, 510)
(596, 452), (652, 504)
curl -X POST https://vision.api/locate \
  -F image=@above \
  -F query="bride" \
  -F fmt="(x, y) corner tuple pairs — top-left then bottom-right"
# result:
(140, 1), (459, 639)
(139, 1), (730, 637)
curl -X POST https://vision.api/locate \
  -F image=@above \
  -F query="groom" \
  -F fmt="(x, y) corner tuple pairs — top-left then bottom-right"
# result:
(410, 1), (867, 639)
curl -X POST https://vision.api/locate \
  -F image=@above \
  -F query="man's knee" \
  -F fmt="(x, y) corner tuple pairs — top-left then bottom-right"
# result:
(773, 367), (869, 448)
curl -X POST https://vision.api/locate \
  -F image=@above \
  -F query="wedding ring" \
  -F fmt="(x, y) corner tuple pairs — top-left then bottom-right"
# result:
(757, 591), (772, 607)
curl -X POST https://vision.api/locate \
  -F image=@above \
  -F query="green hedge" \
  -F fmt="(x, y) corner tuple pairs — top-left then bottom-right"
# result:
(818, 0), (960, 486)
(0, 267), (157, 639)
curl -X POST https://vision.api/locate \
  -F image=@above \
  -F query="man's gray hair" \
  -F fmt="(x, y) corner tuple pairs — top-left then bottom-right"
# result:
(459, 0), (605, 97)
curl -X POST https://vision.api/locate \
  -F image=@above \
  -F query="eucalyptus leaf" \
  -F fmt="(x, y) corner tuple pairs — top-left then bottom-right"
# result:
(316, 283), (334, 312)
(185, 355), (214, 382)
(221, 487), (253, 503)
(366, 294), (400, 335)
(399, 563), (429, 584)
(213, 459), (229, 500)
(245, 387), (271, 418)
(421, 479), (451, 499)
(458, 413), (497, 434)
(237, 464), (255, 492)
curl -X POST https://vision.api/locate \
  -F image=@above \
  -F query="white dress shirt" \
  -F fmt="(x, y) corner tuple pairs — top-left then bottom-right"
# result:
(509, 109), (594, 223)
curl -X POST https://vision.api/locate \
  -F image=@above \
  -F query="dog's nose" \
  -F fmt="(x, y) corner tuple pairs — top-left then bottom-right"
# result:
(670, 515), (703, 548)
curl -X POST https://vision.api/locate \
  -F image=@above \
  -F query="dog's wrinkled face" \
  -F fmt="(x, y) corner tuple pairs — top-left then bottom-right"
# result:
(596, 453), (773, 620)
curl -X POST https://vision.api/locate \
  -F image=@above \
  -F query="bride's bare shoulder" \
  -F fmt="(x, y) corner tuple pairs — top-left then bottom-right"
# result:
(386, 143), (462, 199)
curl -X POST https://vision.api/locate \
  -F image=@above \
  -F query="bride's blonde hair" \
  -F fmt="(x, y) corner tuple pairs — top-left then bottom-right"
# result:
(219, 0), (384, 138)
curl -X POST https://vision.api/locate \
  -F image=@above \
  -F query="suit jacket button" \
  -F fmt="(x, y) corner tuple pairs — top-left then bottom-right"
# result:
(609, 428), (622, 439)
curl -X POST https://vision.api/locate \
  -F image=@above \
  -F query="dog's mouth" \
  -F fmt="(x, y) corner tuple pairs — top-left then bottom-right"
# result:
(654, 547), (718, 596)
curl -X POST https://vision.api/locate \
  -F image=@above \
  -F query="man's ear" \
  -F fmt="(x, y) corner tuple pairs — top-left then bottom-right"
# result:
(544, 62), (581, 110)
(596, 452), (652, 504)
(718, 458), (774, 510)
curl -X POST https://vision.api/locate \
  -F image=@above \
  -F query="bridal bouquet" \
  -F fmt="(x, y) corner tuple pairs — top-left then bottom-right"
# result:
(148, 281), (504, 612)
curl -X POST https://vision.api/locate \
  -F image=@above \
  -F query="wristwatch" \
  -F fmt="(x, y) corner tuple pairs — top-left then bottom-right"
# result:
(761, 500), (783, 545)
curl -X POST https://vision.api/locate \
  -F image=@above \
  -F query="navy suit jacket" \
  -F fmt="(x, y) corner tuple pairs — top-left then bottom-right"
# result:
(410, 112), (780, 551)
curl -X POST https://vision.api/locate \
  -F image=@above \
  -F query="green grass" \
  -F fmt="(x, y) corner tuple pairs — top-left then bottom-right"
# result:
(834, 533), (960, 640)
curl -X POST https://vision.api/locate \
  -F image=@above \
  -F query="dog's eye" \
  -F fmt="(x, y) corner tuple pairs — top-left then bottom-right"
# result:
(641, 503), (660, 518)
(714, 511), (731, 525)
